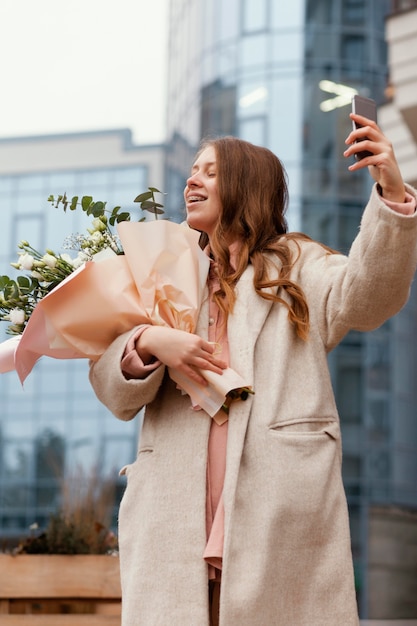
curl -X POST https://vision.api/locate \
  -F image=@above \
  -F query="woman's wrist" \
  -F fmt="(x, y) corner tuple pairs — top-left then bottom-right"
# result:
(377, 182), (406, 203)
(135, 326), (157, 365)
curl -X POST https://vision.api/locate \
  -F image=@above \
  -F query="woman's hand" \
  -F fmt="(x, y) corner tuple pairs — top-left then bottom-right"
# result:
(137, 325), (227, 386)
(344, 113), (406, 203)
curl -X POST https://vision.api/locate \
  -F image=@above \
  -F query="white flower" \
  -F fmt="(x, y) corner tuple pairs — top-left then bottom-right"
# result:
(91, 217), (107, 232)
(19, 253), (35, 270)
(91, 231), (104, 245)
(8, 308), (26, 325)
(60, 253), (74, 264)
(42, 253), (58, 268)
(71, 251), (89, 269)
(31, 271), (44, 280)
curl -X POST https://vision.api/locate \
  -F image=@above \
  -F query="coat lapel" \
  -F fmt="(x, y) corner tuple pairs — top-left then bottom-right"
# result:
(195, 264), (277, 516)
(223, 265), (276, 511)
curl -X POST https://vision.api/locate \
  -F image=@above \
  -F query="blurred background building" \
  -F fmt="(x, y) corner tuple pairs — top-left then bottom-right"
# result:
(0, 0), (416, 619)
(0, 130), (166, 543)
(166, 0), (417, 618)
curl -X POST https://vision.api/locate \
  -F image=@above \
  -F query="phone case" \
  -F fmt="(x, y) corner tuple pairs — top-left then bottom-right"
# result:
(352, 95), (377, 160)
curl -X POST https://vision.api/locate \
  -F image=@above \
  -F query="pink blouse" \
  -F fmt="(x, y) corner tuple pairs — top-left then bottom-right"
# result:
(202, 262), (229, 582)
(120, 258), (229, 583)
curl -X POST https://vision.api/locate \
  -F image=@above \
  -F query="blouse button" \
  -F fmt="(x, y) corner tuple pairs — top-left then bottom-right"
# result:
(208, 317), (215, 326)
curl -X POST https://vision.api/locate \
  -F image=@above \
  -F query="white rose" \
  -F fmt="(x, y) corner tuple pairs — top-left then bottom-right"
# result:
(92, 217), (106, 232)
(71, 252), (89, 269)
(90, 231), (104, 246)
(60, 253), (73, 264)
(42, 253), (58, 268)
(8, 308), (26, 325)
(19, 253), (35, 270)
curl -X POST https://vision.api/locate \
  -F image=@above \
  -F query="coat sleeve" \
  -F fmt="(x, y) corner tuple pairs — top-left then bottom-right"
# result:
(299, 183), (417, 351)
(89, 326), (166, 421)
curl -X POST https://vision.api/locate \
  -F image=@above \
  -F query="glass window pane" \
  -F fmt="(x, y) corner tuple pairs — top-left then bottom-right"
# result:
(272, 1), (304, 28)
(343, 0), (366, 23)
(242, 0), (268, 32)
(3, 441), (32, 480)
(17, 174), (45, 193)
(11, 214), (44, 252)
(0, 176), (13, 195)
(239, 117), (266, 146)
(240, 34), (267, 68)
(238, 83), (268, 116)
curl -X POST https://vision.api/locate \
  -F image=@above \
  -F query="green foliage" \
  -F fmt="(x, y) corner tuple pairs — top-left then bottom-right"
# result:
(48, 186), (165, 223)
(134, 187), (165, 219)
(1, 188), (166, 335)
(0, 243), (76, 335)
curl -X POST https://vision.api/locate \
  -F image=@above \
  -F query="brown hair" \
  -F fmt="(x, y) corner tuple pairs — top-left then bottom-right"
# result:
(195, 136), (322, 340)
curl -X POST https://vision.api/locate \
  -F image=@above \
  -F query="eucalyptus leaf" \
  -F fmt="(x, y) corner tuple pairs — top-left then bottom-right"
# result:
(90, 201), (106, 217)
(0, 275), (10, 289)
(115, 212), (131, 223)
(81, 196), (93, 212)
(70, 196), (78, 211)
(134, 191), (153, 203)
(16, 276), (32, 289)
(143, 206), (165, 216)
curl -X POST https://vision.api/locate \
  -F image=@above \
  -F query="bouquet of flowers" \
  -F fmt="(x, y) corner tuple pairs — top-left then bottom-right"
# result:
(0, 190), (251, 416)
(0, 189), (163, 336)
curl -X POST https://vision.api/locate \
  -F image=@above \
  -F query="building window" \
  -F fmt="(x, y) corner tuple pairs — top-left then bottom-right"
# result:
(342, 0), (366, 23)
(240, 33), (268, 68)
(337, 364), (362, 423)
(241, 0), (268, 33)
(0, 175), (13, 195)
(17, 174), (45, 193)
(11, 213), (45, 255)
(239, 117), (267, 146)
(341, 35), (366, 77)
(200, 80), (237, 138)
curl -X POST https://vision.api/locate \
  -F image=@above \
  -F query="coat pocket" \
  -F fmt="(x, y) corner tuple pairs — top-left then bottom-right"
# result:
(264, 419), (342, 517)
(118, 446), (154, 477)
(268, 418), (339, 439)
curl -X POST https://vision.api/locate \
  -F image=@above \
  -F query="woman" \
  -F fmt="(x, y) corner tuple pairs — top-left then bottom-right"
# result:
(90, 114), (417, 625)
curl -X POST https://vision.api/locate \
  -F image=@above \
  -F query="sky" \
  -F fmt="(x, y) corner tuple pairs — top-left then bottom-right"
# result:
(0, 0), (169, 144)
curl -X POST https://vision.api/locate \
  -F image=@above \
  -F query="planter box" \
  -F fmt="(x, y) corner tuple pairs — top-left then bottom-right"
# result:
(0, 554), (121, 625)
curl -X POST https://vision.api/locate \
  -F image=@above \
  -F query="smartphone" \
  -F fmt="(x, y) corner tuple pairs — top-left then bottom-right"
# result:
(351, 95), (377, 160)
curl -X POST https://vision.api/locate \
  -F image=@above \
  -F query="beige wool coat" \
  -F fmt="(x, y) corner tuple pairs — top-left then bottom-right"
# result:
(90, 185), (417, 626)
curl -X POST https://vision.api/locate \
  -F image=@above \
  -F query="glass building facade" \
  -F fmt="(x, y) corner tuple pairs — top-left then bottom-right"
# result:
(165, 0), (417, 617)
(0, 130), (166, 543)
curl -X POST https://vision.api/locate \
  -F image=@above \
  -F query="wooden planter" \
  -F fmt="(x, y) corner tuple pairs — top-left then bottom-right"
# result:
(0, 554), (121, 625)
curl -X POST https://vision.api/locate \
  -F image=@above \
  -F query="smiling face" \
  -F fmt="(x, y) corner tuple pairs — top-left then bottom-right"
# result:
(184, 146), (222, 239)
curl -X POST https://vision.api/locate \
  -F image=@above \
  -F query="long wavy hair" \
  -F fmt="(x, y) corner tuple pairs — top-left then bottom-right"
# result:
(195, 136), (335, 340)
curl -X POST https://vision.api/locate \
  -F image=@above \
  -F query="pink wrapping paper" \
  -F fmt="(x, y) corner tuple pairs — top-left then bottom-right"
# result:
(169, 366), (249, 417)
(0, 336), (21, 373)
(1, 220), (251, 415)
(13, 255), (150, 382)
(12, 221), (208, 381)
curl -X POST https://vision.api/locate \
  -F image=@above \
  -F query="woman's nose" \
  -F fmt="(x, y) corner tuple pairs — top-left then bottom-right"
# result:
(186, 172), (201, 188)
